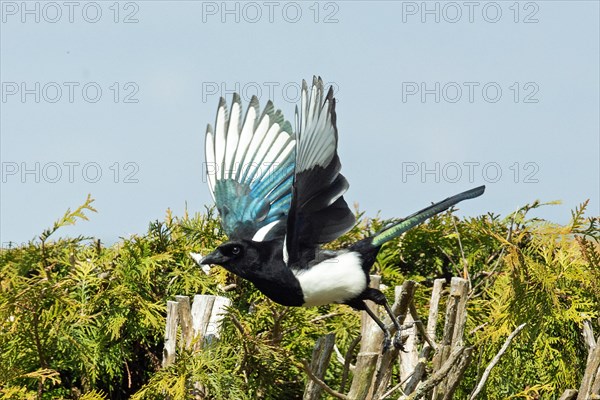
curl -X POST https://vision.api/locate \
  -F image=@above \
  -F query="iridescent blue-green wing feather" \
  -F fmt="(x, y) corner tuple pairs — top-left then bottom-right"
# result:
(205, 94), (295, 241)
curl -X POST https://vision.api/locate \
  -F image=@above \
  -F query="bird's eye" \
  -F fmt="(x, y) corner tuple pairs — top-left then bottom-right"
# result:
(231, 246), (241, 255)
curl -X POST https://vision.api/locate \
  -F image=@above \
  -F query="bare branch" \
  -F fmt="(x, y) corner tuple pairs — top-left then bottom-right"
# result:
(409, 302), (437, 351)
(310, 312), (340, 324)
(402, 345), (466, 400)
(470, 323), (527, 399)
(583, 320), (596, 351)
(469, 208), (519, 299)
(219, 283), (237, 292)
(347, 352), (379, 400)
(340, 335), (361, 392)
(559, 389), (578, 400)
(452, 217), (470, 284)
(228, 313), (248, 337)
(162, 300), (179, 367)
(426, 279), (445, 346)
(469, 322), (489, 336)
(304, 334), (336, 400)
(437, 245), (461, 277)
(577, 336), (600, 400)
(404, 279), (445, 394)
(443, 347), (474, 400)
(380, 372), (415, 399)
(301, 359), (350, 400)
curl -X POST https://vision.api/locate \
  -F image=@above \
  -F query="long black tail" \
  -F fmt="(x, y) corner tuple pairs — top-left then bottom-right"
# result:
(370, 186), (485, 247)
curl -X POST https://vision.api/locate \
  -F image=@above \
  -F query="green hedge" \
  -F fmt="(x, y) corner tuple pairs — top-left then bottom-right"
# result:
(1, 196), (598, 399)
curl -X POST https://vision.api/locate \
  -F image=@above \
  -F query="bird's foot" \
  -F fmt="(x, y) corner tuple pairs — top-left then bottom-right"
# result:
(382, 330), (406, 353)
(381, 330), (392, 353)
(393, 330), (406, 352)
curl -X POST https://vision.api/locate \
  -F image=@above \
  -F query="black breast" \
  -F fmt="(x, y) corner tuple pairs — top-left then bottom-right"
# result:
(251, 273), (305, 307)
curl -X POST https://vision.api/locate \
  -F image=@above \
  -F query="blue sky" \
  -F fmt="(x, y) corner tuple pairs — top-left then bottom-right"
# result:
(1, 1), (598, 246)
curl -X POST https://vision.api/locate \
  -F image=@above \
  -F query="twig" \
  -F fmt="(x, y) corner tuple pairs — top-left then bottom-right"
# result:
(437, 246), (461, 277)
(469, 208), (519, 299)
(219, 283), (237, 292)
(469, 322), (489, 335)
(301, 359), (350, 400)
(124, 360), (132, 388)
(380, 371), (415, 399)
(506, 208), (519, 243)
(304, 334), (336, 400)
(340, 335), (361, 392)
(452, 217), (470, 284)
(582, 320), (596, 351)
(469, 323), (527, 399)
(409, 302), (437, 351)
(372, 281), (418, 399)
(333, 345), (346, 365)
(404, 279), (444, 393)
(403, 345), (466, 400)
(558, 389), (578, 400)
(228, 313), (248, 337)
(443, 347), (474, 400)
(310, 312), (340, 324)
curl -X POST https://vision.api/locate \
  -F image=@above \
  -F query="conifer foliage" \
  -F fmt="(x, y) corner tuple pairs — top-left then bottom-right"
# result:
(1, 196), (598, 399)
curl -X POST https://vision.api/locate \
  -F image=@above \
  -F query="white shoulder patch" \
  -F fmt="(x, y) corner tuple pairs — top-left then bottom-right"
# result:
(292, 252), (367, 307)
(283, 235), (289, 264)
(252, 220), (280, 242)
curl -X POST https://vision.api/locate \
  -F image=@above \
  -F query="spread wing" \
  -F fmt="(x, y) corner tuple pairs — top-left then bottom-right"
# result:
(285, 77), (355, 266)
(205, 94), (296, 241)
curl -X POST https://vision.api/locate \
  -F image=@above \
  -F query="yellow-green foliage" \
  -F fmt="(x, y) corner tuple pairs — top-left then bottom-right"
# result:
(465, 201), (599, 398)
(1, 197), (598, 399)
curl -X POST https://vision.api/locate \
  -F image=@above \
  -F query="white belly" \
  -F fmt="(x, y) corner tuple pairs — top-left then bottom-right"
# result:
(292, 252), (367, 307)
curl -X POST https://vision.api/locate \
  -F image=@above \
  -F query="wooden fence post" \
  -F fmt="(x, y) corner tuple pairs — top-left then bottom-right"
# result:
(191, 295), (231, 347)
(372, 280), (417, 399)
(176, 295), (193, 349)
(577, 335), (600, 400)
(162, 294), (232, 367)
(348, 275), (382, 400)
(403, 278), (444, 395)
(162, 300), (179, 367)
(432, 277), (469, 400)
(303, 333), (336, 400)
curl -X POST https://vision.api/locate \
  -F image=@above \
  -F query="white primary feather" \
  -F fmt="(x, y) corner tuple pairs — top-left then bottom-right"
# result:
(240, 114), (271, 183)
(214, 104), (228, 179)
(205, 97), (294, 196)
(233, 101), (258, 177)
(292, 252), (367, 307)
(272, 140), (295, 167)
(248, 122), (280, 181)
(263, 133), (292, 168)
(205, 128), (216, 196)
(224, 100), (241, 177)
(295, 78), (337, 173)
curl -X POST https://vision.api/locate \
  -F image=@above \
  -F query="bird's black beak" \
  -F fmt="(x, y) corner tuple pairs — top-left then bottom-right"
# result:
(199, 249), (226, 265)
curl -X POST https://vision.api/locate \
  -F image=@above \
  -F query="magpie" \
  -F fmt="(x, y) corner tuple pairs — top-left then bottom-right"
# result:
(199, 77), (485, 351)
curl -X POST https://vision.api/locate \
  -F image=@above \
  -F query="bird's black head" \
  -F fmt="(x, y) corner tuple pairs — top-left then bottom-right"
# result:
(199, 239), (303, 307)
(199, 240), (262, 279)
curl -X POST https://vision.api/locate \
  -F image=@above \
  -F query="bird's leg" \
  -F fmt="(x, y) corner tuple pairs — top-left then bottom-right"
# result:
(364, 288), (405, 352)
(361, 304), (393, 353)
(382, 300), (405, 351)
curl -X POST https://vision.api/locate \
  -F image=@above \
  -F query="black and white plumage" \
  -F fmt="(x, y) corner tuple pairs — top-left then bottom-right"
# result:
(200, 77), (485, 351)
